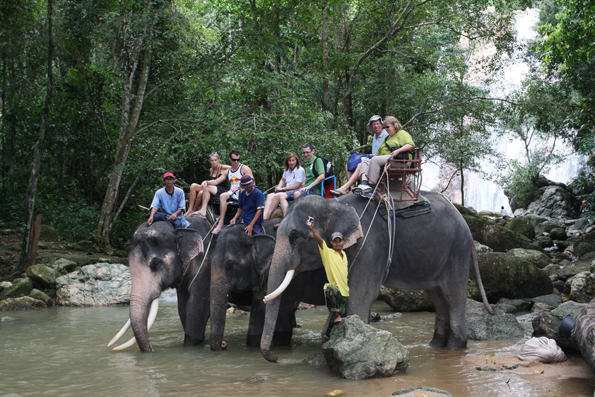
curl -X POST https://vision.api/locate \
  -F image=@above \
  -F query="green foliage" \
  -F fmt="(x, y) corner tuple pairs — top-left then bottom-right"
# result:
(500, 160), (542, 209)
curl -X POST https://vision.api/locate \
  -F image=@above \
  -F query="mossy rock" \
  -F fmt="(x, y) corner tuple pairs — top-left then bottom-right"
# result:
(506, 248), (551, 269)
(3, 242), (21, 253)
(26, 264), (57, 289)
(575, 242), (595, 259)
(30, 289), (53, 306)
(505, 217), (535, 239)
(0, 277), (33, 300)
(0, 296), (47, 311)
(462, 214), (544, 253)
(40, 224), (59, 241)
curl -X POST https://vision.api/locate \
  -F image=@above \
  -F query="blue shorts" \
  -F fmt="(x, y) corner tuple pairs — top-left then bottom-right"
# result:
(285, 190), (298, 199)
(297, 188), (320, 196)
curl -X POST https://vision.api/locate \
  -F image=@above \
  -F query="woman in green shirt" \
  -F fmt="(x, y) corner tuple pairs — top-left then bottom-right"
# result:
(358, 116), (415, 196)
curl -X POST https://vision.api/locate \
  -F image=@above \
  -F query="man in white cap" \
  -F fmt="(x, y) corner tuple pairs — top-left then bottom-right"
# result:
(230, 175), (265, 235)
(330, 115), (388, 196)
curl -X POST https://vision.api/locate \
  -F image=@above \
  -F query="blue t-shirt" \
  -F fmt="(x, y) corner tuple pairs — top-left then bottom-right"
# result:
(238, 187), (265, 226)
(150, 186), (190, 228)
(371, 130), (389, 155)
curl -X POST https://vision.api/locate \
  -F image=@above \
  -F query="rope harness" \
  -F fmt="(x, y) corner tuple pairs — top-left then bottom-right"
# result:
(348, 164), (396, 283)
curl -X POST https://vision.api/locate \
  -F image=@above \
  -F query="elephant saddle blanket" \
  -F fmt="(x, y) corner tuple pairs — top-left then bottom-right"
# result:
(374, 194), (431, 222)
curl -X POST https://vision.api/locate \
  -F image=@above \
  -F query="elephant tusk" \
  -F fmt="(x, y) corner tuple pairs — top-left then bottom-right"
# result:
(112, 298), (160, 351)
(108, 318), (131, 347)
(263, 270), (295, 303)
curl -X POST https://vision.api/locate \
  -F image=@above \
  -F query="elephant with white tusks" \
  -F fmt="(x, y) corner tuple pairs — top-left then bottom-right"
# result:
(260, 193), (493, 362)
(108, 216), (212, 352)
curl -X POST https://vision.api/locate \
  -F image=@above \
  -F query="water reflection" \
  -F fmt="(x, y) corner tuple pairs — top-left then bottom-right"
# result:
(0, 301), (593, 397)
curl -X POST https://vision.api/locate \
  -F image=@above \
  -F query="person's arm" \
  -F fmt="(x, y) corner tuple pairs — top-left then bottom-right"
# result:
(305, 159), (325, 190)
(285, 180), (302, 191)
(169, 208), (183, 221)
(241, 165), (254, 179)
(391, 143), (415, 159)
(306, 219), (324, 249)
(203, 171), (227, 187)
(275, 177), (287, 192)
(148, 207), (158, 226)
(231, 207), (242, 224)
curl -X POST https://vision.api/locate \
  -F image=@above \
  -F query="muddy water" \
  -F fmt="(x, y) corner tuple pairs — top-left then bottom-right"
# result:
(1, 299), (593, 397)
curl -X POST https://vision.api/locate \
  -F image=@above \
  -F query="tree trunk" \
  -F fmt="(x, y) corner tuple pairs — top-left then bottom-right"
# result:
(95, 46), (152, 245)
(572, 299), (595, 374)
(460, 159), (465, 207)
(322, 1), (329, 111)
(21, 0), (53, 269)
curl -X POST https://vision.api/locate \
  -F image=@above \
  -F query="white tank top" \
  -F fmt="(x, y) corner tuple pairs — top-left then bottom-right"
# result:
(228, 164), (244, 190)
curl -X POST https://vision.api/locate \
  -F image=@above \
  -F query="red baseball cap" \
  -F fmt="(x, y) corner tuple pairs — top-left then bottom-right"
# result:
(163, 172), (175, 179)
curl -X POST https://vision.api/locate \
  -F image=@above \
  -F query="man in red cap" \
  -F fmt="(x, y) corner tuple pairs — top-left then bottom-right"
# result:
(230, 175), (264, 235)
(147, 172), (190, 229)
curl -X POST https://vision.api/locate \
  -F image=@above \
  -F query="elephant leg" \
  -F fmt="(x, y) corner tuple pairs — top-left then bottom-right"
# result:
(426, 288), (450, 348)
(247, 291), (266, 347)
(272, 292), (297, 346)
(176, 287), (188, 331)
(444, 289), (468, 350)
(183, 286), (210, 347)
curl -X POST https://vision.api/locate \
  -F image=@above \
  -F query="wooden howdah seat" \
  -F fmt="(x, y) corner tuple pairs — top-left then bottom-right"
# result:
(377, 148), (422, 202)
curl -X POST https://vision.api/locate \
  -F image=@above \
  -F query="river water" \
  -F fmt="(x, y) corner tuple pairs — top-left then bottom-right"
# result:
(1, 300), (593, 397)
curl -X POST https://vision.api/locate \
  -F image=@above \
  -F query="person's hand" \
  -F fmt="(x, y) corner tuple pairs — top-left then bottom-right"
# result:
(201, 181), (208, 188)
(230, 217), (237, 225)
(168, 214), (178, 221)
(244, 224), (253, 235)
(147, 216), (153, 226)
(305, 218), (314, 229)
(391, 150), (400, 159)
(275, 186), (283, 192)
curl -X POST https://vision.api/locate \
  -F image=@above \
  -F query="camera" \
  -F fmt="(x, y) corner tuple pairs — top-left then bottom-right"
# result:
(307, 216), (314, 226)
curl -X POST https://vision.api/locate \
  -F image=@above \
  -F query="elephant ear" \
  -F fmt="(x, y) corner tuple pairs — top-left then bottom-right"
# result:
(250, 234), (276, 276)
(324, 201), (364, 249)
(174, 229), (204, 266)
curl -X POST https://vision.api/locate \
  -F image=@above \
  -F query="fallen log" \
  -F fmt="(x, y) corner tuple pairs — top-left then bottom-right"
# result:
(571, 298), (595, 374)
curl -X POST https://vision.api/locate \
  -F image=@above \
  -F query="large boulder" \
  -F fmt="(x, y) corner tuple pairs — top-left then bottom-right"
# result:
(506, 248), (550, 269)
(468, 252), (553, 303)
(55, 263), (131, 306)
(505, 217), (535, 239)
(460, 212), (544, 253)
(565, 271), (595, 303)
(30, 289), (53, 306)
(574, 242), (595, 259)
(494, 298), (532, 313)
(532, 301), (587, 350)
(465, 299), (525, 340)
(49, 258), (79, 274)
(549, 227), (567, 241)
(378, 286), (435, 312)
(0, 296), (47, 311)
(0, 277), (33, 300)
(322, 315), (409, 380)
(39, 224), (59, 241)
(26, 264), (57, 289)
(571, 299), (595, 373)
(527, 185), (574, 218)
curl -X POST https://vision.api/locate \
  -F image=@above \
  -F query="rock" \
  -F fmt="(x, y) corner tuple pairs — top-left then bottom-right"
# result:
(543, 261), (591, 282)
(534, 235), (554, 248)
(461, 213), (544, 253)
(506, 248), (551, 269)
(574, 242), (595, 258)
(300, 352), (326, 365)
(474, 241), (493, 253)
(1, 316), (16, 322)
(527, 185), (574, 218)
(55, 263), (131, 306)
(532, 302), (554, 312)
(26, 264), (57, 289)
(494, 298), (532, 313)
(0, 296), (47, 311)
(49, 258), (79, 274)
(392, 387), (454, 396)
(0, 278), (33, 300)
(30, 289), (53, 306)
(3, 242), (21, 253)
(532, 294), (562, 308)
(0, 281), (12, 293)
(468, 252), (552, 303)
(378, 286), (435, 312)
(505, 217), (535, 239)
(322, 315), (409, 380)
(532, 301), (587, 350)
(569, 218), (592, 233)
(565, 271), (595, 303)
(571, 300), (595, 373)
(550, 227), (567, 241)
(465, 299), (525, 340)
(39, 224), (59, 241)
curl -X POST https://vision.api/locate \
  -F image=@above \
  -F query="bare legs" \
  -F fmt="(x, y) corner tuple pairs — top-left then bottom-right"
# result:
(215, 192), (231, 231)
(263, 192), (282, 220)
(196, 185), (218, 217)
(330, 163), (363, 195)
(184, 183), (204, 216)
(279, 194), (290, 216)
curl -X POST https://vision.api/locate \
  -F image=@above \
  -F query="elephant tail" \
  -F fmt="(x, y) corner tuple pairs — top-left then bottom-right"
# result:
(471, 246), (495, 315)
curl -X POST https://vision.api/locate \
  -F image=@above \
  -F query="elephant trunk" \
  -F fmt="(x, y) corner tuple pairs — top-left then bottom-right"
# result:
(210, 280), (232, 351)
(260, 294), (281, 362)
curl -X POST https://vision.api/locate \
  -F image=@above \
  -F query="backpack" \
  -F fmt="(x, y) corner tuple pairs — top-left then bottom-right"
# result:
(311, 156), (334, 179)
(384, 138), (412, 160)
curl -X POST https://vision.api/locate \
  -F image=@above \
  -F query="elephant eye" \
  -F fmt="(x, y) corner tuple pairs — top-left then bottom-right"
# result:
(288, 230), (302, 244)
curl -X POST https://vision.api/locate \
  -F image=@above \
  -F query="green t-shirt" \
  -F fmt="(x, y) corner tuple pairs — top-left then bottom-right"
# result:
(377, 129), (415, 158)
(304, 156), (325, 195)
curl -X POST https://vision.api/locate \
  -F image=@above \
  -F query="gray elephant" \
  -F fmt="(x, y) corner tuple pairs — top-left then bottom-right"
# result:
(210, 219), (326, 351)
(260, 193), (492, 362)
(108, 217), (212, 352)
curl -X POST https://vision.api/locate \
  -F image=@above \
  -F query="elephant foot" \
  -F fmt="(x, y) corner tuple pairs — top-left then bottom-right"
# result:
(272, 330), (293, 346)
(445, 336), (467, 350)
(210, 334), (225, 351)
(246, 333), (262, 347)
(184, 334), (204, 347)
(428, 333), (448, 348)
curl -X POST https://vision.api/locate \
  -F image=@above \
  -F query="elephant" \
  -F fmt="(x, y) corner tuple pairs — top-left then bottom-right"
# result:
(210, 218), (326, 351)
(108, 216), (213, 352)
(260, 193), (493, 362)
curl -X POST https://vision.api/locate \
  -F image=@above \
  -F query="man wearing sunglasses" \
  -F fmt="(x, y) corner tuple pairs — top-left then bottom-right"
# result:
(293, 143), (325, 199)
(197, 149), (254, 234)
